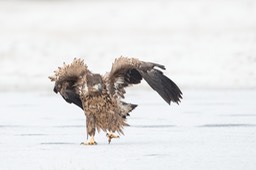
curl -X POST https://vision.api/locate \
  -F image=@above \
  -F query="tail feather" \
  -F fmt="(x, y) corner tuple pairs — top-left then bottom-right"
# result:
(120, 101), (138, 119)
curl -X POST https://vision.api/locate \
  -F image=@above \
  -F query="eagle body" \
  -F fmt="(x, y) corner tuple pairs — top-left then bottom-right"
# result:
(49, 57), (182, 144)
(82, 90), (128, 137)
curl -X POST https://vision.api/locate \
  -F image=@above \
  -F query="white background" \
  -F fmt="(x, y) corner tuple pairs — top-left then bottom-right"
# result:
(0, 0), (256, 91)
(0, 1), (256, 170)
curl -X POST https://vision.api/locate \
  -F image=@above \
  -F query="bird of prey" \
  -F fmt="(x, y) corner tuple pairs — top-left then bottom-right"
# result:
(49, 57), (182, 145)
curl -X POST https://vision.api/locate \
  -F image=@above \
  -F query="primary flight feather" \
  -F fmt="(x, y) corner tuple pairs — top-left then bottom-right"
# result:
(49, 56), (182, 145)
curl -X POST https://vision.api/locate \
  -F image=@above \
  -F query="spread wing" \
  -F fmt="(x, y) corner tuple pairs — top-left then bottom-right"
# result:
(49, 58), (88, 109)
(105, 57), (182, 104)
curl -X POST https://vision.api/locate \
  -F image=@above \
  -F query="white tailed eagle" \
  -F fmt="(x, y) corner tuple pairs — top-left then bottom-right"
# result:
(49, 57), (182, 145)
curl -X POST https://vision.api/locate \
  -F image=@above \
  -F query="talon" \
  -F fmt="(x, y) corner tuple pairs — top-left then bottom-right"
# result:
(81, 136), (97, 145)
(80, 141), (97, 145)
(106, 132), (119, 144)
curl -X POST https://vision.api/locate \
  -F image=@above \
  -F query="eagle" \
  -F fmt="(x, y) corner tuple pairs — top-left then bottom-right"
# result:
(49, 57), (182, 145)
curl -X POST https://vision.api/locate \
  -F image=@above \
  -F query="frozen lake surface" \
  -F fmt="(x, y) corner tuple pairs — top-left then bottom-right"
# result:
(1, 89), (256, 170)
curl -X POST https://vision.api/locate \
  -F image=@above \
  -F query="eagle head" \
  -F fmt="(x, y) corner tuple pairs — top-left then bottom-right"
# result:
(82, 74), (103, 94)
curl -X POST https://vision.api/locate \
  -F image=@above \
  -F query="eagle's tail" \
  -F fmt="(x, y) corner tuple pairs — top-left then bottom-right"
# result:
(119, 101), (137, 119)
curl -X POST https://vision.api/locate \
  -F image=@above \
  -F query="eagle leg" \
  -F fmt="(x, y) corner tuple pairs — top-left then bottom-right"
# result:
(106, 132), (120, 144)
(81, 114), (97, 145)
(80, 135), (97, 145)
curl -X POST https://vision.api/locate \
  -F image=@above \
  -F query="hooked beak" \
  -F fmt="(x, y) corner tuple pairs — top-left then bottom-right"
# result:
(53, 86), (58, 93)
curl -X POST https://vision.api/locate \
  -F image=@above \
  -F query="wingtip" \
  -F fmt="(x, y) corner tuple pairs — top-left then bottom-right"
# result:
(167, 97), (182, 105)
(53, 86), (58, 93)
(141, 68), (182, 106)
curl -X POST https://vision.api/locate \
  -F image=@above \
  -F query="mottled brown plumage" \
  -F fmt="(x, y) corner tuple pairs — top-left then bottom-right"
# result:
(49, 57), (182, 144)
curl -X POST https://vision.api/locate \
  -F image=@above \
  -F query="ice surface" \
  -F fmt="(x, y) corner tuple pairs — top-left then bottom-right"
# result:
(1, 89), (256, 170)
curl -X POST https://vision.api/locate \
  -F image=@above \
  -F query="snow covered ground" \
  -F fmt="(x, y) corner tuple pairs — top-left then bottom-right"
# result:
(1, 89), (256, 170)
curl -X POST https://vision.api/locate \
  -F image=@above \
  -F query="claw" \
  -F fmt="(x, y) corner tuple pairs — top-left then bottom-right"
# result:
(106, 132), (119, 144)
(80, 136), (97, 145)
(80, 141), (97, 145)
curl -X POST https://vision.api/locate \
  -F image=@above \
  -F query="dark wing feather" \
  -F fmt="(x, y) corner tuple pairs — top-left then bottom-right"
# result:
(140, 69), (182, 104)
(105, 57), (182, 105)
